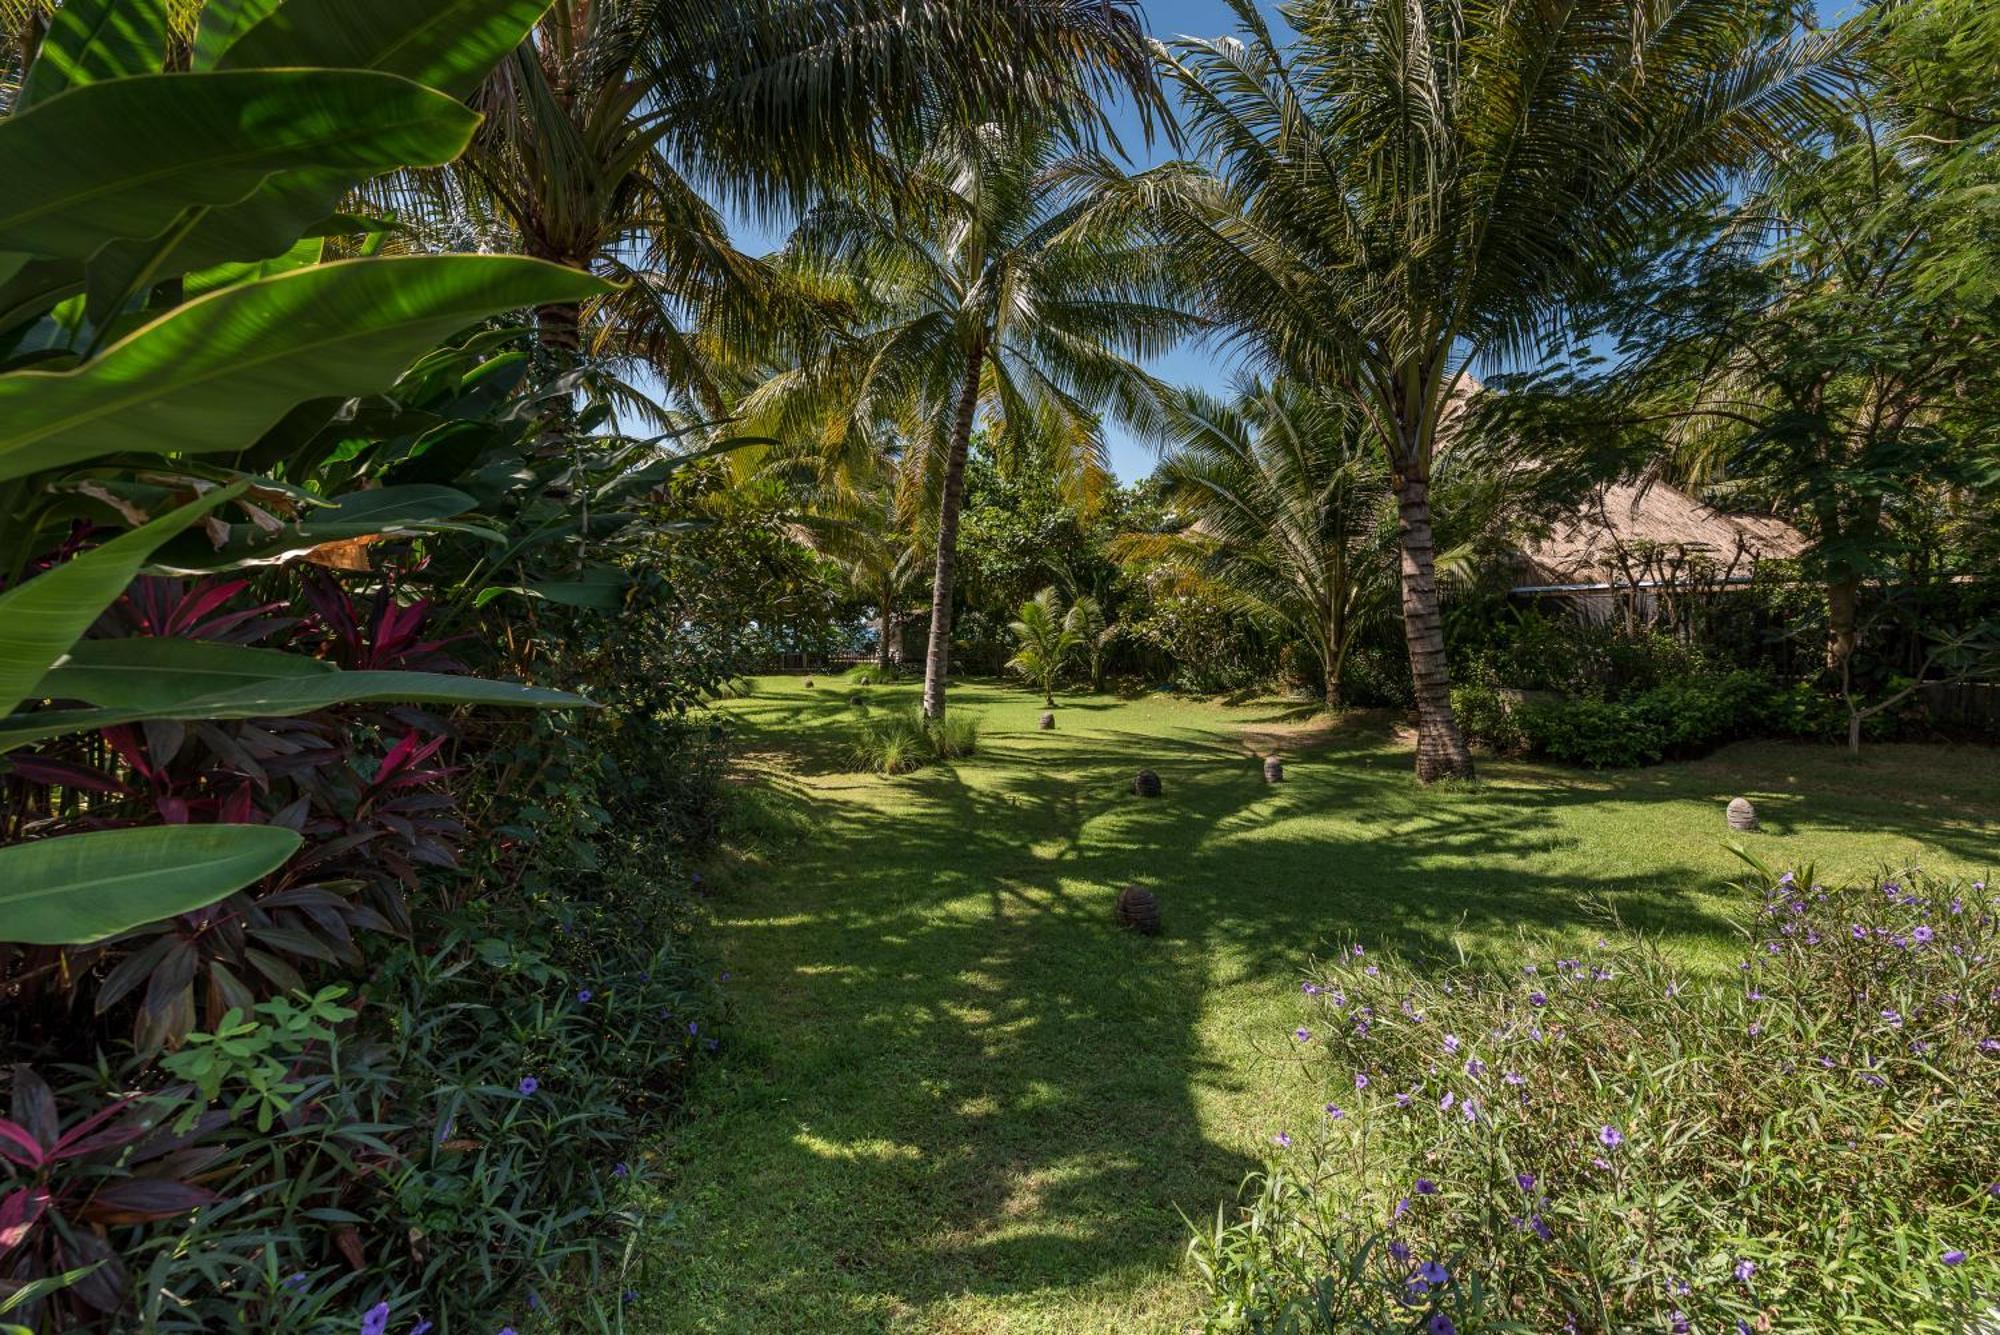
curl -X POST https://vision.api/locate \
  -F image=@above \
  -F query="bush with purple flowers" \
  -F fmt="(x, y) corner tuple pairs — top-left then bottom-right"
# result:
(1191, 858), (1999, 1332)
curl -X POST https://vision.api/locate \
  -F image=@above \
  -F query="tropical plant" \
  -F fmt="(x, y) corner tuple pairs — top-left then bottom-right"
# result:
(750, 124), (1198, 720)
(1123, 379), (1395, 711)
(1006, 586), (1080, 706)
(1063, 593), (1113, 692)
(373, 0), (1168, 413)
(1095, 0), (1844, 779)
(0, 0), (596, 942)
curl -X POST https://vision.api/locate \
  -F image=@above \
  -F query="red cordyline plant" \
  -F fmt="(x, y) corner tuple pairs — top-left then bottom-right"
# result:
(0, 1067), (227, 1327)
(3, 568), (473, 1051)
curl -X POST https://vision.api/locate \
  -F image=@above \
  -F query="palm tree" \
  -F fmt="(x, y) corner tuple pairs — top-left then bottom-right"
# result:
(1063, 594), (1113, 692)
(1096, 0), (1841, 779)
(753, 125), (1200, 719)
(1007, 586), (1080, 706)
(1122, 378), (1394, 711)
(374, 0), (1167, 416)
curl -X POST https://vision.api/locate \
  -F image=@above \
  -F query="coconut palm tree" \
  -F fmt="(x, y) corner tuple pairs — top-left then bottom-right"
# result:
(371, 0), (1167, 416)
(1121, 378), (1394, 711)
(752, 125), (1201, 719)
(1094, 0), (1842, 779)
(1063, 593), (1113, 692)
(1008, 586), (1080, 706)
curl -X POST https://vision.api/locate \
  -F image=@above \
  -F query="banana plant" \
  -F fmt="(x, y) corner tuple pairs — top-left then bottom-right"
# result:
(0, 0), (607, 945)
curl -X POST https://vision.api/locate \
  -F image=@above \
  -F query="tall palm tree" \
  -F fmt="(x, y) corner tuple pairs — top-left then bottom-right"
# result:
(375, 0), (1168, 416)
(1122, 378), (1393, 711)
(1096, 0), (1842, 779)
(752, 125), (1200, 718)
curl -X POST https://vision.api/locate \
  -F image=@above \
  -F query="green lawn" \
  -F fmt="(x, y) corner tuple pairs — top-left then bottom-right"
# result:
(633, 676), (1998, 1333)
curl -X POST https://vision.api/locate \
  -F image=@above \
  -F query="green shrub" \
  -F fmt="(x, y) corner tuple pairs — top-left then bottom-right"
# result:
(1192, 859), (2000, 1333)
(1449, 683), (1527, 755)
(848, 709), (981, 774)
(846, 664), (903, 685)
(1508, 670), (1796, 768)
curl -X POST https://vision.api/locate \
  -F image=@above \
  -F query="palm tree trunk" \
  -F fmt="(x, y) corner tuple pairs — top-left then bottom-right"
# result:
(921, 340), (986, 719)
(1391, 471), (1474, 782)
(538, 301), (583, 357)
(877, 575), (895, 671)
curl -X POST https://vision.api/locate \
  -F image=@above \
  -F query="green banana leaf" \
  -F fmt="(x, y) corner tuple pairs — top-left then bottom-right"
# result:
(192, 0), (284, 69)
(103, 0), (554, 303)
(0, 485), (245, 719)
(17, 0), (167, 108)
(222, 0), (554, 99)
(34, 639), (335, 709)
(0, 824), (303, 945)
(0, 256), (611, 482)
(0, 670), (591, 752)
(0, 70), (478, 265)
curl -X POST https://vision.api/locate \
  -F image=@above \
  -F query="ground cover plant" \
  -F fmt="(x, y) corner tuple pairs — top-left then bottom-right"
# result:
(635, 678), (1999, 1331)
(1195, 856), (1999, 1332)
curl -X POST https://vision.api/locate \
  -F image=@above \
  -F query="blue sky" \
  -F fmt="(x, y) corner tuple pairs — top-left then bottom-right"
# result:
(716, 0), (1853, 482)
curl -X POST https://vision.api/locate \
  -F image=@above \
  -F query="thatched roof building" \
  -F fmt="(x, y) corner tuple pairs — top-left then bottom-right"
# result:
(1510, 477), (1806, 596)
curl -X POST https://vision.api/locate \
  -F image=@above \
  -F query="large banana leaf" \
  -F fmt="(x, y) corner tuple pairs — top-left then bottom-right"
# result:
(0, 825), (303, 946)
(223, 0), (554, 100)
(17, 0), (167, 108)
(0, 70), (477, 265)
(0, 256), (611, 482)
(192, 0), (284, 69)
(0, 485), (244, 720)
(99, 0), (554, 303)
(0, 670), (590, 752)
(34, 639), (335, 709)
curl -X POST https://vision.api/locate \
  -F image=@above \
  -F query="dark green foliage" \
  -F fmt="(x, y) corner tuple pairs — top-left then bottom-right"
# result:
(1194, 862), (2000, 1332)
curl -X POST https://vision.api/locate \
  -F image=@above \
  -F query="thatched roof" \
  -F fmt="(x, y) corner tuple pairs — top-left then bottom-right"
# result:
(1512, 478), (1806, 591)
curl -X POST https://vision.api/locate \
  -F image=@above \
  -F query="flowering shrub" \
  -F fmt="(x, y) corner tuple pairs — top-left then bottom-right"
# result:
(1193, 857), (1999, 1332)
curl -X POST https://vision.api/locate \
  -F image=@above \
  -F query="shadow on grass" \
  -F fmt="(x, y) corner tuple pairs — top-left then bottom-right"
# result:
(647, 686), (1998, 1329)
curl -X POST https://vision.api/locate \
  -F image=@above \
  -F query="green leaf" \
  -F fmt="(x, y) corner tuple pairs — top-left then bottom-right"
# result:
(114, 0), (553, 301)
(35, 639), (335, 709)
(0, 70), (478, 265)
(223, 0), (554, 100)
(0, 256), (612, 482)
(148, 484), (487, 573)
(0, 825), (302, 946)
(0, 671), (591, 751)
(191, 0), (283, 69)
(182, 234), (325, 300)
(18, 0), (167, 108)
(0, 484), (245, 720)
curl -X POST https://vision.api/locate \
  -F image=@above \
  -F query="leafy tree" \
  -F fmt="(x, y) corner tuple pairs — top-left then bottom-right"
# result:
(1064, 594), (1112, 692)
(1007, 586), (1080, 706)
(750, 125), (1197, 719)
(1093, 0), (1841, 779)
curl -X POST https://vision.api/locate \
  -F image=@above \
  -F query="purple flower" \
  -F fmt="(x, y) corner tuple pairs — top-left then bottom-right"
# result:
(1671, 1313), (1689, 1334)
(1442, 1034), (1460, 1055)
(1294, 1027), (1312, 1043)
(283, 1272), (308, 1291)
(1324, 1104), (1344, 1119)
(517, 1076), (539, 1096)
(1599, 1125), (1623, 1149)
(1394, 1196), (1411, 1219)
(1352, 944), (1365, 957)
(361, 1302), (390, 1335)
(1913, 925), (1934, 944)
(1881, 1008), (1903, 1029)
(1389, 1238), (1411, 1262)
(1465, 1057), (1485, 1077)
(1302, 982), (1320, 996)
(1272, 1131), (1291, 1148)
(412, 1323), (433, 1335)
(1531, 1215), (1552, 1240)
(613, 1161), (630, 1177)
(1852, 924), (1869, 939)
(1529, 992), (1548, 1007)
(1415, 1178), (1439, 1195)
(1943, 1249), (1967, 1266)
(1428, 1315), (1457, 1335)
(687, 1021), (700, 1036)
(1516, 1172), (1536, 1191)
(1355, 1072), (1371, 1089)
(1504, 1070), (1525, 1086)
(1395, 1091), (1413, 1108)
(1734, 1258), (1756, 1283)
(1440, 1091), (1455, 1112)
(576, 988), (593, 1003)
(1980, 1038), (1999, 1054)
(1418, 1260), (1450, 1285)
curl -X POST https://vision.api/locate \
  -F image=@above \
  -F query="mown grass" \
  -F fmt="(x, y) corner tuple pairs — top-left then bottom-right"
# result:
(630, 675), (1999, 1333)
